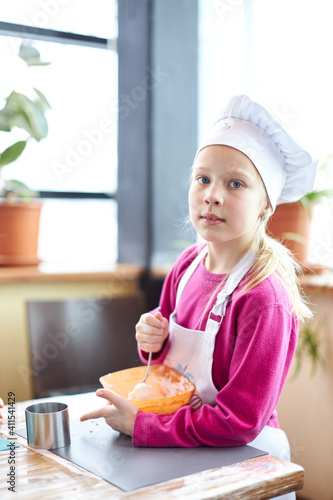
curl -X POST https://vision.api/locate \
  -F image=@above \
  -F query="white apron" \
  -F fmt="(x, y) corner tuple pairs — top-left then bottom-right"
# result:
(163, 246), (295, 500)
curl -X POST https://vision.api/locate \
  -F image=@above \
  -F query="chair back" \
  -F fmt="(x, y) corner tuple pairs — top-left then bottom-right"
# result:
(27, 293), (146, 398)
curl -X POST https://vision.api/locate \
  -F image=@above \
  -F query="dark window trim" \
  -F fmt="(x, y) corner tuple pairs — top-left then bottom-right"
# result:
(0, 21), (116, 49)
(117, 0), (151, 266)
(38, 191), (116, 199)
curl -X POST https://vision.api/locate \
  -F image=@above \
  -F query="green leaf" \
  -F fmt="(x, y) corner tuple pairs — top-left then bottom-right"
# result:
(299, 196), (313, 217)
(299, 189), (333, 217)
(19, 44), (51, 67)
(317, 153), (333, 172)
(5, 91), (48, 141)
(0, 110), (12, 131)
(305, 189), (333, 203)
(293, 323), (324, 378)
(5, 179), (38, 198)
(33, 88), (52, 111)
(0, 141), (27, 168)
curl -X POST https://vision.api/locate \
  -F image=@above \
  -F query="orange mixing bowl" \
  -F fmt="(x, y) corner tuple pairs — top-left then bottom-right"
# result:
(100, 364), (195, 414)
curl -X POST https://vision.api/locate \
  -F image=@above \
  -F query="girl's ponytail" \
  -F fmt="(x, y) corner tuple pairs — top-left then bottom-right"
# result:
(245, 220), (313, 322)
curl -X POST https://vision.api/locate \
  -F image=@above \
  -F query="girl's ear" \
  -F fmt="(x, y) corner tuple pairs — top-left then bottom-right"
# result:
(260, 198), (272, 222)
(264, 196), (272, 213)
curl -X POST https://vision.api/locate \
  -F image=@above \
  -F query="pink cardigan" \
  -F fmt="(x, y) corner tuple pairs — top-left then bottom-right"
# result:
(133, 244), (298, 447)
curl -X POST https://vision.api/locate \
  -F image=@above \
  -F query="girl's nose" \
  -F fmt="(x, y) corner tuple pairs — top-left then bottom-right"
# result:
(204, 186), (223, 206)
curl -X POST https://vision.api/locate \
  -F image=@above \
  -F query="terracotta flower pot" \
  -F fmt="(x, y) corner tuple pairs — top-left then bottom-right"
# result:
(0, 201), (42, 266)
(266, 202), (311, 268)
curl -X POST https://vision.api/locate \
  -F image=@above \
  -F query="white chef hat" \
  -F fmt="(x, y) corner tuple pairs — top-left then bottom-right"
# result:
(197, 94), (318, 211)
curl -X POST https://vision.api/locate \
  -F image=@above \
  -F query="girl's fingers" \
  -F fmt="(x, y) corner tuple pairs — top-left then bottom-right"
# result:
(137, 313), (167, 337)
(80, 389), (136, 422)
(137, 312), (163, 330)
(95, 389), (132, 408)
(80, 407), (107, 422)
(80, 389), (138, 436)
(136, 310), (169, 352)
(154, 311), (164, 322)
(136, 324), (164, 351)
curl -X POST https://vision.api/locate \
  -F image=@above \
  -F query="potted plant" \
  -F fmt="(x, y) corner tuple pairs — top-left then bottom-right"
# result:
(0, 43), (51, 266)
(267, 156), (333, 270)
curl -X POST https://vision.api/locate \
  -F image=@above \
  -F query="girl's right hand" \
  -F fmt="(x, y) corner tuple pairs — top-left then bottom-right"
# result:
(0, 397), (4, 419)
(135, 310), (169, 354)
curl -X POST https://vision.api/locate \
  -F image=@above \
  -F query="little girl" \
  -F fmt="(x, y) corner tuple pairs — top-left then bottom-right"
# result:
(81, 95), (317, 497)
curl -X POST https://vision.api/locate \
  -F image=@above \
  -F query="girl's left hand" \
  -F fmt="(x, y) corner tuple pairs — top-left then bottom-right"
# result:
(0, 397), (4, 419)
(80, 389), (138, 437)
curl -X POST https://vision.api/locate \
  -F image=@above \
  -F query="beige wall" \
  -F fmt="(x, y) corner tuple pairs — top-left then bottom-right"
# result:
(277, 291), (333, 500)
(0, 277), (139, 402)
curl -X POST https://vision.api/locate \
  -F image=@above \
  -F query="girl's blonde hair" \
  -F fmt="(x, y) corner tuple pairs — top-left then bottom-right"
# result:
(243, 216), (313, 322)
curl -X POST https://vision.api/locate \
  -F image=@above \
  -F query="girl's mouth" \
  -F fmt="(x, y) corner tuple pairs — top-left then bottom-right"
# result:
(201, 213), (225, 225)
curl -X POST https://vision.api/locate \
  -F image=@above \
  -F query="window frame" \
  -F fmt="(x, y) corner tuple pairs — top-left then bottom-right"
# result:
(117, 0), (199, 267)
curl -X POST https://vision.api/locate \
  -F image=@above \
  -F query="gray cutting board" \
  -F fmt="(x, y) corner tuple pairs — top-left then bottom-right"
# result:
(17, 418), (267, 491)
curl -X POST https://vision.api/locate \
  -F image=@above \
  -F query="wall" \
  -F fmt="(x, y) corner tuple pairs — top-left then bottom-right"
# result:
(277, 288), (333, 500)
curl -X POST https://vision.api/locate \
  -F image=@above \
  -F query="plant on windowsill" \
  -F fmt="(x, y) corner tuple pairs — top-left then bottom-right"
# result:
(293, 321), (324, 378)
(267, 156), (333, 272)
(0, 43), (51, 266)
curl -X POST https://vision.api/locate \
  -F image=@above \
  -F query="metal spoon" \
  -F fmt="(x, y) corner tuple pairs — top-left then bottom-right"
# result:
(142, 351), (152, 384)
(142, 306), (161, 384)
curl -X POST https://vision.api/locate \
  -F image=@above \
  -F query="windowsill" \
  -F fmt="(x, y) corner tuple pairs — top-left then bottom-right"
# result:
(0, 261), (144, 283)
(151, 265), (333, 295)
(300, 268), (333, 295)
(2, 260), (332, 295)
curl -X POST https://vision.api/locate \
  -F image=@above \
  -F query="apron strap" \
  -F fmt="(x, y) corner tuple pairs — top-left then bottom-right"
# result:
(175, 246), (208, 309)
(208, 249), (256, 322)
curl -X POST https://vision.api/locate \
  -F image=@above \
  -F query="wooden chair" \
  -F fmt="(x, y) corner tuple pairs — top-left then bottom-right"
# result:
(26, 293), (146, 398)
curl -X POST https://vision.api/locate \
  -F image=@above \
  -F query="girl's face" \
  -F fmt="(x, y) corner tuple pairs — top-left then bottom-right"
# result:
(189, 145), (268, 253)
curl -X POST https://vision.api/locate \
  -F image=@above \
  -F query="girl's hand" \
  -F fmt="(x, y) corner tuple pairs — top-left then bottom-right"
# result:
(0, 397), (4, 419)
(80, 389), (138, 437)
(135, 310), (169, 353)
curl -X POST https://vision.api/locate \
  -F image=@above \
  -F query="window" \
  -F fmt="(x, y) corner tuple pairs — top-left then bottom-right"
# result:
(0, 1), (118, 267)
(198, 0), (333, 268)
(0, 37), (117, 194)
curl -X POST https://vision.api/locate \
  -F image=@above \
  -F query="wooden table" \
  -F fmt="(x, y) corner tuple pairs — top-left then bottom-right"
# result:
(0, 393), (304, 499)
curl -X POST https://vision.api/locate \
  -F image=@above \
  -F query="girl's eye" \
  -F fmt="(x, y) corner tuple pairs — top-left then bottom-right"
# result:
(198, 176), (210, 185)
(229, 180), (242, 189)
